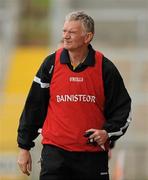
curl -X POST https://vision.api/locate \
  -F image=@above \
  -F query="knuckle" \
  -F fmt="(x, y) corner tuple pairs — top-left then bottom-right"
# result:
(17, 161), (22, 165)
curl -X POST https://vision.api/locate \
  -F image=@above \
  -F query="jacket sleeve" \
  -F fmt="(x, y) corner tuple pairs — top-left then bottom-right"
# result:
(17, 53), (55, 150)
(102, 56), (132, 141)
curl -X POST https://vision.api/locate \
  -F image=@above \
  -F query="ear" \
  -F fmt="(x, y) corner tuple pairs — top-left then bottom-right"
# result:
(84, 32), (94, 44)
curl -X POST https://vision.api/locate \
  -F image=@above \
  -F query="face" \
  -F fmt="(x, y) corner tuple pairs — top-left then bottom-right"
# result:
(62, 20), (92, 51)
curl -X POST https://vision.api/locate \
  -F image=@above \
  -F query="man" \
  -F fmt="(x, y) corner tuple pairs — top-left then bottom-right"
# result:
(17, 11), (131, 180)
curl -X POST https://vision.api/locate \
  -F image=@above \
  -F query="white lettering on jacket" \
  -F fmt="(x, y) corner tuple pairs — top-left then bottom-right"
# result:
(69, 77), (83, 82)
(56, 94), (96, 103)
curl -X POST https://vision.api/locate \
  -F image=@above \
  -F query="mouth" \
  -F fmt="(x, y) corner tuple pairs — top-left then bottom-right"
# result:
(64, 42), (70, 45)
(64, 40), (72, 44)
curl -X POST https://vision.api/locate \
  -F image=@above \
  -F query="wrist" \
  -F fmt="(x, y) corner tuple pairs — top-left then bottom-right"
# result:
(18, 144), (31, 150)
(19, 148), (29, 152)
(103, 129), (109, 139)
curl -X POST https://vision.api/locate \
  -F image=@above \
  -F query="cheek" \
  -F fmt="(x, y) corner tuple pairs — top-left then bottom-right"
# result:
(73, 36), (85, 45)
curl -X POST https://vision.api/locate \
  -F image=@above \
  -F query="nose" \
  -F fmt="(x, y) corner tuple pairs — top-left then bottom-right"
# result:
(63, 31), (70, 39)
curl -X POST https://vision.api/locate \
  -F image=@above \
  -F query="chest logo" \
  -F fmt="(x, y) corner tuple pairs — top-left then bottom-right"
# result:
(69, 77), (83, 82)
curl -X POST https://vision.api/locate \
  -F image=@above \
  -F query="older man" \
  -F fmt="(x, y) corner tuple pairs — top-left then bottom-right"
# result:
(17, 11), (131, 180)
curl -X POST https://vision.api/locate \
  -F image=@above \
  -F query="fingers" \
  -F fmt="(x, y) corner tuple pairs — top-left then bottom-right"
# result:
(18, 160), (31, 176)
(85, 129), (108, 145)
(17, 149), (32, 176)
(94, 135), (100, 141)
(27, 160), (32, 172)
(93, 136), (104, 146)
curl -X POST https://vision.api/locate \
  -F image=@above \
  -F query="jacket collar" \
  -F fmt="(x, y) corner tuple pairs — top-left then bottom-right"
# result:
(60, 44), (95, 66)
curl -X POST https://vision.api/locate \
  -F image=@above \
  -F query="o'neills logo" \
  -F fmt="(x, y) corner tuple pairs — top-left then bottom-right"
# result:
(69, 77), (83, 82)
(56, 94), (96, 103)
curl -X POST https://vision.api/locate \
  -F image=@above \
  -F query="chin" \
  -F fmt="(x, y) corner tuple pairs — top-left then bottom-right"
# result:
(64, 45), (72, 50)
(64, 42), (72, 49)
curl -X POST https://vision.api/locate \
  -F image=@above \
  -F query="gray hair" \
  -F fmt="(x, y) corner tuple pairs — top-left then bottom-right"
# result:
(65, 11), (95, 34)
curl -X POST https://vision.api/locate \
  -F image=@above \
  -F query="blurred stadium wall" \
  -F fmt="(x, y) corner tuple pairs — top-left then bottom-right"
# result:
(0, 0), (148, 180)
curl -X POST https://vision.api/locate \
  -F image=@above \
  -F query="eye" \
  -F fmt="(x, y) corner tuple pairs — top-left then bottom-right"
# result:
(62, 29), (66, 33)
(69, 31), (76, 34)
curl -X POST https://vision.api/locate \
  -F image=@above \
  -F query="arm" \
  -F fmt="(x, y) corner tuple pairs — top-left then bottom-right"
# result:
(102, 57), (132, 141)
(17, 53), (55, 150)
(17, 53), (55, 174)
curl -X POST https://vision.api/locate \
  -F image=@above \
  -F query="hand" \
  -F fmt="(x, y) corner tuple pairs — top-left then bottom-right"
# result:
(17, 148), (32, 176)
(85, 129), (108, 146)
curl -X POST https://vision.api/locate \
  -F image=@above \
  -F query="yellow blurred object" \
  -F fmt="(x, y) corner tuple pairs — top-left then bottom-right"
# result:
(5, 46), (49, 94)
(0, 46), (49, 179)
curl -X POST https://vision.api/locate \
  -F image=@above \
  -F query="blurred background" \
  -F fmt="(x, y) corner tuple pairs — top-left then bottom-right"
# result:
(0, 0), (148, 179)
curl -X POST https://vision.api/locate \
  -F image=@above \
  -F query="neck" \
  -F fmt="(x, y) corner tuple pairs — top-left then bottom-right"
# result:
(69, 47), (88, 65)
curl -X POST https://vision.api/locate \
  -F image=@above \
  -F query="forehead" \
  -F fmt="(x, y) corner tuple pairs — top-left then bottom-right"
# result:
(63, 20), (83, 30)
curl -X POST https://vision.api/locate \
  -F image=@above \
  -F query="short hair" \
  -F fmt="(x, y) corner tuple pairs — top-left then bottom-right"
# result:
(65, 11), (95, 34)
